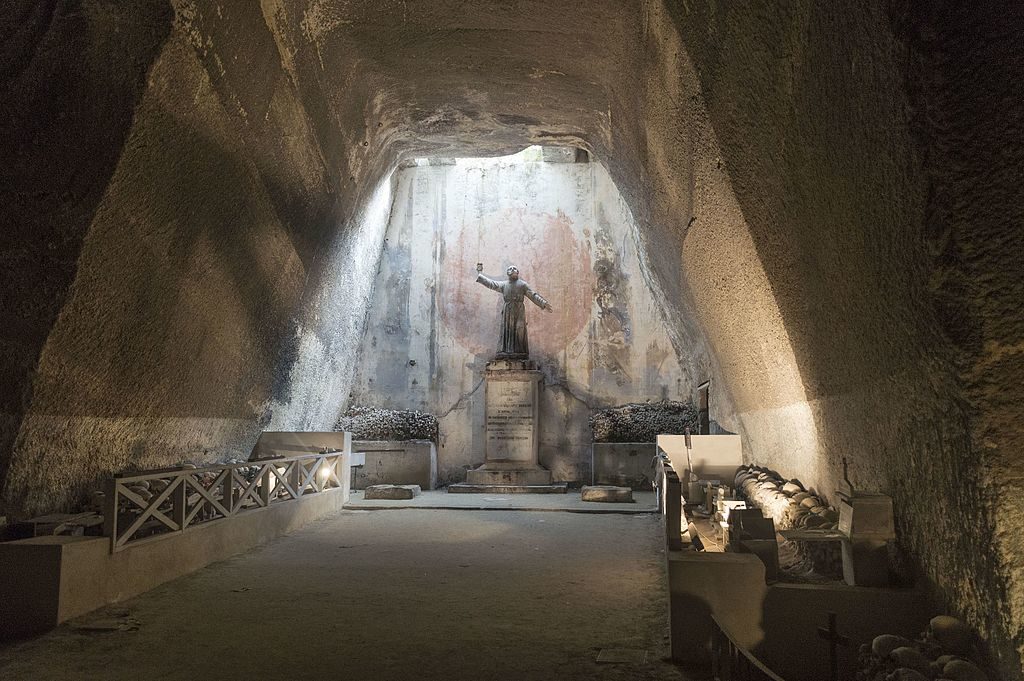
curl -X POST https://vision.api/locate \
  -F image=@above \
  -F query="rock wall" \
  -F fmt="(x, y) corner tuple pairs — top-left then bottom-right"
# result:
(619, 2), (1023, 676)
(0, 1), (392, 515)
(350, 156), (690, 483)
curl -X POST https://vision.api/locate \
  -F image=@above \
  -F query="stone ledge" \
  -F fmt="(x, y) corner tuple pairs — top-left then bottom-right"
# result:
(447, 483), (568, 494)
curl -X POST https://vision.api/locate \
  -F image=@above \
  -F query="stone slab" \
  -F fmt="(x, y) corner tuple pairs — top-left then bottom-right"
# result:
(364, 484), (421, 500)
(484, 369), (542, 464)
(447, 483), (568, 494)
(581, 485), (634, 503)
(592, 443), (656, 490)
(352, 440), (437, 490)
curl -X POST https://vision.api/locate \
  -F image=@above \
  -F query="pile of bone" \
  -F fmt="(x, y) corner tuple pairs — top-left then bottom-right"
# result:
(589, 400), (698, 443)
(335, 406), (439, 442)
(734, 465), (842, 577)
(857, 615), (989, 681)
(734, 465), (840, 531)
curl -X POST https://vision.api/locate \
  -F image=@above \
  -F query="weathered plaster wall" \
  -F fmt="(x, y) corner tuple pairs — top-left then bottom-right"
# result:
(351, 156), (688, 483)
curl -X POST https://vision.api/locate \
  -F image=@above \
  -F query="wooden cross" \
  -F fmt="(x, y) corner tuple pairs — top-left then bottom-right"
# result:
(817, 611), (850, 681)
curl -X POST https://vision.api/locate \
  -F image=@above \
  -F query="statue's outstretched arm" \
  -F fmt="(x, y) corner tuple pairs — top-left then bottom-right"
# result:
(525, 286), (554, 312)
(475, 272), (502, 292)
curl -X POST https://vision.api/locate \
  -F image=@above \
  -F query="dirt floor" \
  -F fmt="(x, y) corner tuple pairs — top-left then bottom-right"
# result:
(0, 509), (692, 680)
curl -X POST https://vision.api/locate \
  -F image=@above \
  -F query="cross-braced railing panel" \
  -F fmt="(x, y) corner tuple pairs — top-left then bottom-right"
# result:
(711, 615), (787, 681)
(106, 453), (345, 552)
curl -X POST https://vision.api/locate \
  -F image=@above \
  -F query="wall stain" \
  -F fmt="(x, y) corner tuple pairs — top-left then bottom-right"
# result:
(591, 214), (632, 385)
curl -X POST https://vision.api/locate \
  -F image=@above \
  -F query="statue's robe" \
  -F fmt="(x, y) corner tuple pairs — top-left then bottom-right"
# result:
(475, 273), (549, 358)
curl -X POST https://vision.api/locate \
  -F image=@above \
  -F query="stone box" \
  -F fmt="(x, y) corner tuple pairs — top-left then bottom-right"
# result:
(351, 440), (437, 490)
(591, 442), (655, 490)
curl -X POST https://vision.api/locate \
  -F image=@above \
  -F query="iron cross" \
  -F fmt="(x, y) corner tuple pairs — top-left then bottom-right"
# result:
(818, 611), (850, 681)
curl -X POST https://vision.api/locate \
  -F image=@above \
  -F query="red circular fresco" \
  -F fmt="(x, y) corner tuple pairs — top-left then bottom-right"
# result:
(439, 208), (593, 358)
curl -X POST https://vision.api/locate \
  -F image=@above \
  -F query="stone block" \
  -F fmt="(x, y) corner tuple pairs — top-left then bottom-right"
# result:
(581, 485), (634, 503)
(592, 443), (655, 490)
(352, 440), (436, 490)
(363, 484), (421, 500)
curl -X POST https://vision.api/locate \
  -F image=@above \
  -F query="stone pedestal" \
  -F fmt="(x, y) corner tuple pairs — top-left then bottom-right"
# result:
(451, 359), (562, 493)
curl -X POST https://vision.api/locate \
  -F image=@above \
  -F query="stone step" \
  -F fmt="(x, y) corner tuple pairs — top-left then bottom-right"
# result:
(446, 483), (568, 494)
(465, 467), (552, 486)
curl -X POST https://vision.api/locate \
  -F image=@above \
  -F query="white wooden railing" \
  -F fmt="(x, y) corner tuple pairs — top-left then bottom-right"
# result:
(711, 615), (787, 681)
(104, 452), (344, 552)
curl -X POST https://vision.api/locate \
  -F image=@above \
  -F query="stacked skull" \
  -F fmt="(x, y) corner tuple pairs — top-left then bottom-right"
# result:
(855, 615), (988, 681)
(734, 464), (843, 578)
(335, 406), (439, 442)
(589, 400), (699, 443)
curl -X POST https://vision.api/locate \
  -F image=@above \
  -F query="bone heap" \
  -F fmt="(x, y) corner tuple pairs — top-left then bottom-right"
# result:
(734, 464), (843, 578)
(589, 400), (698, 443)
(856, 615), (989, 681)
(335, 406), (439, 442)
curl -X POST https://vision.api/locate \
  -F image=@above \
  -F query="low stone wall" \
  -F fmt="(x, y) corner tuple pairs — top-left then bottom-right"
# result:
(591, 443), (655, 490)
(667, 551), (930, 678)
(1, 464), (353, 640)
(351, 440), (437, 490)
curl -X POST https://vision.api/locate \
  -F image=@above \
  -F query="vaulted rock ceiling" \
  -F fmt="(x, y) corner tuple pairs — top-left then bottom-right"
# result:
(1, 1), (1021, 676)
